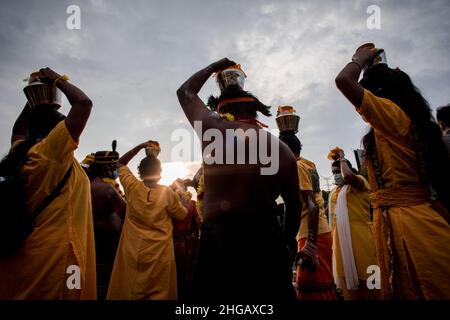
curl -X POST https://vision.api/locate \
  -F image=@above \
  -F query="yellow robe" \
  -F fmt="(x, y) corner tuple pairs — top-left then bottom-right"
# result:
(296, 159), (330, 240)
(329, 176), (379, 299)
(357, 89), (450, 299)
(107, 166), (187, 300)
(0, 121), (96, 300)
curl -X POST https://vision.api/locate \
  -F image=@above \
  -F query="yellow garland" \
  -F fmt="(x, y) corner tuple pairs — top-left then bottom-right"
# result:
(196, 170), (205, 221)
(184, 191), (193, 201)
(327, 146), (344, 161)
(53, 74), (70, 87)
(220, 113), (235, 122)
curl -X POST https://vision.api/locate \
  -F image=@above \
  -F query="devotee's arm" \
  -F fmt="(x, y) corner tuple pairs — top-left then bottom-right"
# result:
(281, 160), (302, 264)
(339, 151), (365, 190)
(296, 163), (320, 272)
(36, 67), (92, 141)
(176, 58), (236, 128)
(298, 190), (320, 271)
(116, 142), (150, 168)
(303, 191), (319, 244)
(335, 44), (384, 108)
(11, 103), (32, 144)
(109, 187), (126, 219)
(167, 188), (188, 221)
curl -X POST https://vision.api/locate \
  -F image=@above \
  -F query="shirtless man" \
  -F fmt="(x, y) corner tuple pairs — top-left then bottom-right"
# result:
(177, 58), (302, 301)
(88, 150), (126, 300)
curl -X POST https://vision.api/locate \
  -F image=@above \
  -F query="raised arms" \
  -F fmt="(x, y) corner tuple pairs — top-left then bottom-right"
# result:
(335, 44), (384, 108)
(176, 58), (236, 128)
(36, 67), (92, 141)
(338, 150), (365, 190)
(116, 142), (151, 168)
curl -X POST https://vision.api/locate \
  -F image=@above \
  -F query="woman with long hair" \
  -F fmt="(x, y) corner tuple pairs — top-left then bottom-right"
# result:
(0, 67), (96, 299)
(335, 43), (450, 299)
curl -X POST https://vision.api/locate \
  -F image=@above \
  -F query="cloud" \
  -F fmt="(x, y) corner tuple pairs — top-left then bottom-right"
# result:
(1, 0), (449, 189)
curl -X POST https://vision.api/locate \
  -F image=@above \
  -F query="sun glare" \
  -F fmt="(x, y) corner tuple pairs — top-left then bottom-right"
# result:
(160, 162), (190, 186)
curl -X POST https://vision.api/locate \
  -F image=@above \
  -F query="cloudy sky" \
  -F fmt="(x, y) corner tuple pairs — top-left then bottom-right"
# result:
(1, 0), (449, 188)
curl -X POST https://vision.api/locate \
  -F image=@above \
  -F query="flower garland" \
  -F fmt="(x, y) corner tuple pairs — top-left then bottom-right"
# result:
(327, 146), (344, 161)
(220, 113), (235, 121)
(196, 170), (205, 221)
(184, 191), (193, 201)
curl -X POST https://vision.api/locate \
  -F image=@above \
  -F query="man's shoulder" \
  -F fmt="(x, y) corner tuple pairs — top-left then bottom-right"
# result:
(91, 178), (116, 192)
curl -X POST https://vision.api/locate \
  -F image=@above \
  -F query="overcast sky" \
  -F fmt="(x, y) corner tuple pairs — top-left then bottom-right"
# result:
(1, 0), (449, 188)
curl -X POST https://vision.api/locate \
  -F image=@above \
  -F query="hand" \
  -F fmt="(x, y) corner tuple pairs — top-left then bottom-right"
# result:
(175, 188), (189, 208)
(171, 178), (187, 193)
(182, 178), (194, 187)
(139, 140), (159, 149)
(209, 58), (237, 73)
(297, 241), (319, 272)
(352, 43), (384, 69)
(35, 67), (61, 85)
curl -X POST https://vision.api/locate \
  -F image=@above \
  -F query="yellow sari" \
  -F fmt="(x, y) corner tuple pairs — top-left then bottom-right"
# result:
(357, 89), (450, 299)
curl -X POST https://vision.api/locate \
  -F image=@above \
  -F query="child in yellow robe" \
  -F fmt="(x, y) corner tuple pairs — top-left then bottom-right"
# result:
(107, 141), (187, 300)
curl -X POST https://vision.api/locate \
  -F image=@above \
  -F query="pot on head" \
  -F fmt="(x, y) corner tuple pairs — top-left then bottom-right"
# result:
(276, 106), (300, 133)
(216, 65), (246, 92)
(23, 75), (62, 109)
(145, 141), (161, 158)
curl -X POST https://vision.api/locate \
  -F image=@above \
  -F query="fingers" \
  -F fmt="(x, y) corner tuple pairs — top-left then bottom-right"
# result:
(356, 43), (374, 52)
(213, 58), (237, 72)
(374, 48), (384, 57)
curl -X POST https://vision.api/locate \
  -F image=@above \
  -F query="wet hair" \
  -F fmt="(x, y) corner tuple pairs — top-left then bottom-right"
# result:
(436, 104), (450, 128)
(207, 85), (271, 118)
(279, 132), (301, 156)
(360, 65), (450, 209)
(138, 157), (161, 180)
(28, 106), (66, 141)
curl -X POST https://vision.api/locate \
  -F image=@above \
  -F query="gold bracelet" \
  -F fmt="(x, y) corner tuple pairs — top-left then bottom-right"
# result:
(53, 74), (70, 87)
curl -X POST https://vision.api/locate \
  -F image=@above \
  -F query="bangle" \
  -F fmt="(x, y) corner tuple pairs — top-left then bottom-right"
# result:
(307, 232), (317, 243)
(349, 60), (363, 70)
(53, 74), (69, 87)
